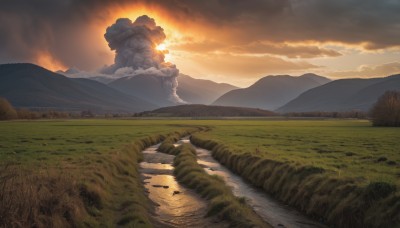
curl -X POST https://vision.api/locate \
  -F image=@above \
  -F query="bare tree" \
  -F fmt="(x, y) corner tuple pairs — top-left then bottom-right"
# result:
(370, 91), (400, 127)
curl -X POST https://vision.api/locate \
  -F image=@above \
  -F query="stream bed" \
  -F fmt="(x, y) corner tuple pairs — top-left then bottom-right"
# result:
(190, 141), (327, 228)
(140, 143), (227, 228)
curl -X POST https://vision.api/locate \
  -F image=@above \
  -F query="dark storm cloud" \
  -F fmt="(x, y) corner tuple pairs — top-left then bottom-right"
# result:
(150, 0), (400, 48)
(0, 0), (399, 69)
(0, 0), (120, 69)
(284, 0), (400, 48)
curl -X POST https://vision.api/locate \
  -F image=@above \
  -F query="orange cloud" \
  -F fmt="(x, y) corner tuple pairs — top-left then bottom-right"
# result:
(36, 52), (66, 72)
(171, 40), (342, 59)
(173, 52), (321, 86)
(330, 62), (400, 78)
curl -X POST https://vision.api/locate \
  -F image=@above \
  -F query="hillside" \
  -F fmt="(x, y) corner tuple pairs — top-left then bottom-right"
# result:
(0, 63), (156, 113)
(138, 104), (276, 117)
(108, 74), (238, 106)
(176, 74), (238, 104)
(277, 74), (400, 112)
(213, 73), (330, 110)
(108, 74), (177, 107)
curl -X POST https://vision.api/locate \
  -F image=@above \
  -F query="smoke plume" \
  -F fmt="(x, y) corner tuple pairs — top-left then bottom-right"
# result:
(103, 15), (184, 103)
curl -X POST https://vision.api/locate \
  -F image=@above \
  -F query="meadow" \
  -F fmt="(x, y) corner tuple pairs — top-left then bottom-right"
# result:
(194, 120), (400, 185)
(0, 119), (199, 227)
(191, 119), (400, 227)
(0, 119), (399, 227)
(0, 120), (190, 165)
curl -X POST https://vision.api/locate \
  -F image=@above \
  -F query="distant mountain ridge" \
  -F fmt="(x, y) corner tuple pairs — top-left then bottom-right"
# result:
(139, 104), (276, 117)
(0, 63), (156, 113)
(278, 74), (400, 112)
(176, 74), (238, 104)
(108, 73), (238, 106)
(213, 73), (331, 110)
(3, 63), (399, 114)
(108, 74), (177, 107)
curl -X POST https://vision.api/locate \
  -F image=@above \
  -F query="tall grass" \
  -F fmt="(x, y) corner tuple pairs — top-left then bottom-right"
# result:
(191, 134), (400, 228)
(0, 166), (86, 227)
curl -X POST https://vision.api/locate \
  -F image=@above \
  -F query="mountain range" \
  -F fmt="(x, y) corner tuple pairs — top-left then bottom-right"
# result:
(1, 63), (399, 114)
(108, 74), (176, 107)
(277, 74), (400, 112)
(176, 74), (238, 104)
(107, 73), (238, 107)
(213, 73), (331, 110)
(0, 63), (156, 113)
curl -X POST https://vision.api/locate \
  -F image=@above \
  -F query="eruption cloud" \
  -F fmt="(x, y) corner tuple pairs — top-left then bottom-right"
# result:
(103, 15), (184, 103)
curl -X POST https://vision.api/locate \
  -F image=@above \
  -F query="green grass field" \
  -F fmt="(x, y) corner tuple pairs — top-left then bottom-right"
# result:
(0, 119), (399, 227)
(190, 119), (400, 227)
(0, 119), (198, 227)
(193, 120), (400, 186)
(0, 119), (190, 165)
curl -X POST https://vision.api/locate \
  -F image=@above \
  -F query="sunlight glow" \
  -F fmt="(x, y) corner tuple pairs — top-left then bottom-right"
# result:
(156, 43), (167, 51)
(165, 53), (172, 62)
(37, 52), (66, 71)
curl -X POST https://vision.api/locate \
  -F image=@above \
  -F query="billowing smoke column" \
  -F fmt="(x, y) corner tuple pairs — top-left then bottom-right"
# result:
(103, 15), (184, 103)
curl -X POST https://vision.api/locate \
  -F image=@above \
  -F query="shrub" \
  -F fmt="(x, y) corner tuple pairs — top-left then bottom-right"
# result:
(370, 90), (400, 127)
(364, 182), (396, 201)
(0, 97), (17, 120)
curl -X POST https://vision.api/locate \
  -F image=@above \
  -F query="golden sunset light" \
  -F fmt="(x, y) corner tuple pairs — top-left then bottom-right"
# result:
(156, 43), (167, 52)
(1, 1), (400, 228)
(2, 1), (399, 86)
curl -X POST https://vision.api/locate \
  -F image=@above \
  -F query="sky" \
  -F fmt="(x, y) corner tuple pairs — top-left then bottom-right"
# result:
(0, 0), (400, 87)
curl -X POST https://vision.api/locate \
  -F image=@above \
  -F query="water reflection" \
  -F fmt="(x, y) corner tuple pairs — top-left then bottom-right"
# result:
(144, 174), (210, 226)
(140, 144), (227, 227)
(195, 146), (327, 228)
(141, 162), (173, 170)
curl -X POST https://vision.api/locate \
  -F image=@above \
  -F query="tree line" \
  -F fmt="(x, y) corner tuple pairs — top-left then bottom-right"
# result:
(1, 91), (400, 126)
(0, 97), (91, 120)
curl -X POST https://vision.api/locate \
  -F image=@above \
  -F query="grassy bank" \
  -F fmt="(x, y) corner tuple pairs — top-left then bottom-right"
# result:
(0, 120), (198, 227)
(190, 120), (400, 228)
(158, 134), (270, 227)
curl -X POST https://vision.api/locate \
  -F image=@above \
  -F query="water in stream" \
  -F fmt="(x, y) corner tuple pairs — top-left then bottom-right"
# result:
(190, 141), (327, 228)
(140, 144), (227, 228)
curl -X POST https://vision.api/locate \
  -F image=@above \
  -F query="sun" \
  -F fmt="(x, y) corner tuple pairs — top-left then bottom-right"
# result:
(156, 43), (167, 51)
(155, 43), (172, 62)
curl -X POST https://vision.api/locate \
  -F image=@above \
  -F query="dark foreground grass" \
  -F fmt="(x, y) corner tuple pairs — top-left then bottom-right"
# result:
(0, 166), (86, 227)
(190, 120), (400, 228)
(0, 120), (200, 227)
(158, 134), (270, 227)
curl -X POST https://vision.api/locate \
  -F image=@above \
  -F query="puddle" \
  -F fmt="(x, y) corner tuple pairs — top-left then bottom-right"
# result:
(141, 162), (173, 170)
(173, 137), (190, 147)
(140, 143), (227, 227)
(194, 145), (327, 228)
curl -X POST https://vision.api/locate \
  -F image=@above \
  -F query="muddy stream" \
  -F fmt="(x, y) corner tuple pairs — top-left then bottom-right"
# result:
(193, 143), (327, 228)
(140, 139), (327, 228)
(140, 143), (227, 227)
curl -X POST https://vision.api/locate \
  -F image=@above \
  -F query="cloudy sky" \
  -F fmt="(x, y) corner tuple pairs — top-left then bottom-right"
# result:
(1, 0), (400, 86)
